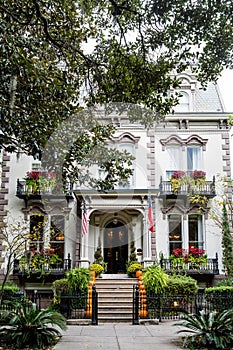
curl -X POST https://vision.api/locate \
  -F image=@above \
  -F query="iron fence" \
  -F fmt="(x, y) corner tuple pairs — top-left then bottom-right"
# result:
(58, 286), (98, 325)
(132, 288), (233, 323)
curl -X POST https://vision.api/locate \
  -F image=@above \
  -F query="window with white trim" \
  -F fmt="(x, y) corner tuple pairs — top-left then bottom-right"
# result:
(188, 214), (204, 250)
(168, 214), (204, 255)
(174, 91), (190, 112)
(168, 214), (182, 253)
(118, 142), (135, 188)
(166, 144), (203, 179)
(29, 214), (64, 258)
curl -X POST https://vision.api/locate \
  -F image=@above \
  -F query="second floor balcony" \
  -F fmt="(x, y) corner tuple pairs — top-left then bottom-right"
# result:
(16, 179), (73, 200)
(159, 173), (215, 198)
(160, 253), (219, 276)
(13, 253), (72, 281)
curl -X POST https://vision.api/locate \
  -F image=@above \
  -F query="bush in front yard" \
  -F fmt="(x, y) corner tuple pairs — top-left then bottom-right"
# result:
(0, 300), (66, 349)
(164, 274), (198, 297)
(205, 286), (233, 311)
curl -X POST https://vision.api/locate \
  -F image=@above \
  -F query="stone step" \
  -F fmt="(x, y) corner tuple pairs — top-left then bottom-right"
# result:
(94, 277), (137, 323)
(96, 277), (137, 283)
(98, 316), (132, 323)
(98, 298), (132, 307)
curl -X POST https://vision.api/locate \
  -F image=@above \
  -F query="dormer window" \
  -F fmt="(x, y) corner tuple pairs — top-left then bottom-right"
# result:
(174, 91), (190, 112)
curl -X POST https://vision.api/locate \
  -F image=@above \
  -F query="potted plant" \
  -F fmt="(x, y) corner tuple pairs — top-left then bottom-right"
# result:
(18, 250), (62, 277)
(93, 247), (108, 272)
(89, 263), (104, 277)
(126, 262), (143, 277)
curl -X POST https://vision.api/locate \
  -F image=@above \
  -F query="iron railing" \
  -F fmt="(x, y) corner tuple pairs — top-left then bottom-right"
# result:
(160, 254), (219, 275)
(132, 289), (233, 323)
(13, 254), (72, 277)
(159, 176), (215, 197)
(16, 179), (73, 198)
(59, 286), (98, 325)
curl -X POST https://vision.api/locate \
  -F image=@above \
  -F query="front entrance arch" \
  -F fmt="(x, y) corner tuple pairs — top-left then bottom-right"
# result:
(104, 221), (128, 274)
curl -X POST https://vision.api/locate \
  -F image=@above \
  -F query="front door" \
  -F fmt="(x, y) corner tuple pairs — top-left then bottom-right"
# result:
(104, 221), (128, 273)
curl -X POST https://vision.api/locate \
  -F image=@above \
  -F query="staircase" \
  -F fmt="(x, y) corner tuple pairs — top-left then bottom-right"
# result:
(95, 274), (138, 323)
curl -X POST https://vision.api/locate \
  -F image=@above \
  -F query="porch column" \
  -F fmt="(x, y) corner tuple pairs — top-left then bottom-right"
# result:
(79, 206), (90, 268)
(142, 212), (152, 268)
(183, 218), (189, 252)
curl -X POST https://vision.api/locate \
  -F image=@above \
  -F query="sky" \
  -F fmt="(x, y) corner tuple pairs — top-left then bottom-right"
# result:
(217, 69), (233, 112)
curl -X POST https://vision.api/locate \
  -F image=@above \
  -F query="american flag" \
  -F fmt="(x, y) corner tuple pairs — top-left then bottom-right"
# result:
(148, 195), (155, 232)
(82, 200), (88, 236)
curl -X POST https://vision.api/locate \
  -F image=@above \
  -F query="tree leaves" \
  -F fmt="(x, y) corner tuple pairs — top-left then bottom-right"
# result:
(1, 0), (233, 189)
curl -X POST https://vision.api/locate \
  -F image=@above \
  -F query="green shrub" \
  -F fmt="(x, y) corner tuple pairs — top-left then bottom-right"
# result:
(175, 309), (233, 349)
(164, 274), (198, 296)
(0, 300), (66, 349)
(205, 286), (233, 311)
(216, 277), (233, 287)
(0, 281), (21, 302)
(205, 286), (233, 295)
(142, 264), (169, 293)
(65, 267), (90, 294)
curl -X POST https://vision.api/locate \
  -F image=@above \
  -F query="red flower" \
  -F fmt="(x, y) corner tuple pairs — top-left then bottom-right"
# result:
(188, 247), (205, 258)
(26, 171), (41, 180)
(172, 248), (186, 257)
(25, 171), (56, 180)
(171, 171), (186, 179)
(190, 170), (206, 179)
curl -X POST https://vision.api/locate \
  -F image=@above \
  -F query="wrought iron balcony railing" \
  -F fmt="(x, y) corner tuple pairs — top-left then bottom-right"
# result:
(160, 255), (219, 275)
(16, 179), (73, 198)
(13, 255), (72, 278)
(159, 176), (215, 197)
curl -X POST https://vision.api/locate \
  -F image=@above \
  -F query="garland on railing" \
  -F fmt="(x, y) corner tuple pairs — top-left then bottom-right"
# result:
(169, 248), (208, 269)
(170, 170), (206, 194)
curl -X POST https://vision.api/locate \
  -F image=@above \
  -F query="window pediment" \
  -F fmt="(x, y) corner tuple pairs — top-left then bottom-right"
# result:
(110, 132), (140, 144)
(160, 134), (208, 151)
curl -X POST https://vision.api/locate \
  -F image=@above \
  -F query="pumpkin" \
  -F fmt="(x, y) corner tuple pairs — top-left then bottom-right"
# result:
(136, 270), (143, 278)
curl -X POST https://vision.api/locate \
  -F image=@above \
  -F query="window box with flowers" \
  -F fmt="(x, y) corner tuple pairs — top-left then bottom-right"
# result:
(170, 170), (207, 195)
(19, 249), (62, 277)
(24, 171), (56, 195)
(169, 248), (208, 271)
(170, 171), (193, 194)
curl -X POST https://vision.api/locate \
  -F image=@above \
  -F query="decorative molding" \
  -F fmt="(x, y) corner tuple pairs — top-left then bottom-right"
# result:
(161, 203), (208, 218)
(110, 132), (140, 144)
(160, 134), (208, 151)
(221, 133), (232, 191)
(22, 203), (71, 220)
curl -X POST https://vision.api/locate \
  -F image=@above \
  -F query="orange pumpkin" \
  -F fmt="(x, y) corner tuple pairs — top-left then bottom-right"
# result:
(139, 309), (148, 317)
(85, 310), (92, 317)
(136, 270), (143, 278)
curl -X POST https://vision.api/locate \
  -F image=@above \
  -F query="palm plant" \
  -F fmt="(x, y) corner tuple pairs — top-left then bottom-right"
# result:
(0, 300), (67, 349)
(175, 309), (233, 349)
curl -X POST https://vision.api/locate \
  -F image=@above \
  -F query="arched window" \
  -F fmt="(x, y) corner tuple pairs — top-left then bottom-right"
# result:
(174, 91), (190, 112)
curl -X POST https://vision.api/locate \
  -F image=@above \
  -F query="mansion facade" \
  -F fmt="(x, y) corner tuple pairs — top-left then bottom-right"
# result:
(0, 70), (231, 297)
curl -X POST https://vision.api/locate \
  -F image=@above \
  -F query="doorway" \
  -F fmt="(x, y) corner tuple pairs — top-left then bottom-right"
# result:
(104, 221), (128, 273)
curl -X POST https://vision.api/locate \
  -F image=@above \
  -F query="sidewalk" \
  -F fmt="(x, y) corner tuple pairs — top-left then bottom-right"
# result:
(54, 321), (184, 350)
